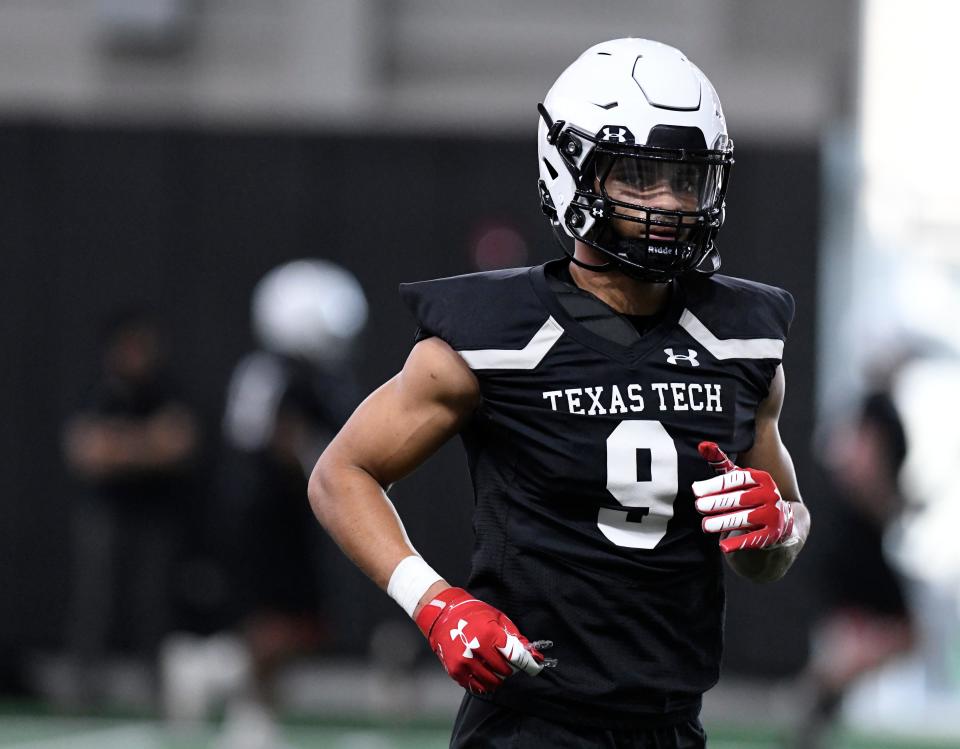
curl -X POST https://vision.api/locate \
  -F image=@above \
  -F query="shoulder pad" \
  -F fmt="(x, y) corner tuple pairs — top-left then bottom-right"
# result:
(399, 267), (547, 352)
(682, 273), (794, 351)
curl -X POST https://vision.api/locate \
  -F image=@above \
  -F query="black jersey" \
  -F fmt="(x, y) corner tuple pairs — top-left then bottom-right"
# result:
(400, 259), (794, 728)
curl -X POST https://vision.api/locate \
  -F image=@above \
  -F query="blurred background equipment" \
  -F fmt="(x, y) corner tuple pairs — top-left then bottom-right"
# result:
(0, 0), (956, 747)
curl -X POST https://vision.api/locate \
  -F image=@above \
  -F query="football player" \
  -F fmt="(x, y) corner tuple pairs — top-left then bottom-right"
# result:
(309, 38), (810, 748)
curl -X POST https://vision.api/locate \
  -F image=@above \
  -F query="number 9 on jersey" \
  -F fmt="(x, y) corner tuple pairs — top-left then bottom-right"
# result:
(599, 420), (679, 549)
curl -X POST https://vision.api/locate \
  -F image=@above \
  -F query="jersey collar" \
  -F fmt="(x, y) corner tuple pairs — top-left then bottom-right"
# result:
(528, 259), (687, 367)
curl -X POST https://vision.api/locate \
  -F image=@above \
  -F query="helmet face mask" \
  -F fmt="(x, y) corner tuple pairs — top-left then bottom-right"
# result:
(578, 137), (733, 281)
(537, 39), (734, 282)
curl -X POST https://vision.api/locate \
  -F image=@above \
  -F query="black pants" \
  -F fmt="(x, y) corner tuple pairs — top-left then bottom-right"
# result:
(450, 695), (707, 749)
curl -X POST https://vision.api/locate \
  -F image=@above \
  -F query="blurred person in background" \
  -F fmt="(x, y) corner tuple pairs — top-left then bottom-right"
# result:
(791, 388), (913, 749)
(208, 260), (366, 749)
(310, 39), (810, 749)
(62, 308), (199, 707)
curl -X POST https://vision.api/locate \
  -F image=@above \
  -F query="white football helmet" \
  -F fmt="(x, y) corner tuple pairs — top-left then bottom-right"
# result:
(537, 38), (734, 281)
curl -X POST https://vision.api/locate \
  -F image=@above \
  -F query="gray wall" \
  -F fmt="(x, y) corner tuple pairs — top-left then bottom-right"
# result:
(0, 0), (858, 139)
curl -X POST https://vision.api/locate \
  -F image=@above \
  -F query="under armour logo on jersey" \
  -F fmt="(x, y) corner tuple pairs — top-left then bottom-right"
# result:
(598, 125), (635, 144)
(450, 619), (480, 659)
(665, 348), (700, 366)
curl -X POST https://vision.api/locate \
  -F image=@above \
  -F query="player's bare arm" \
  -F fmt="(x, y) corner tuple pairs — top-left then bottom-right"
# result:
(308, 335), (478, 602)
(694, 365), (810, 583)
(729, 365), (810, 581)
(308, 337), (547, 693)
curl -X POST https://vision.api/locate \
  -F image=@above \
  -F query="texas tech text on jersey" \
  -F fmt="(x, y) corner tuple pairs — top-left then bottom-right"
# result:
(541, 381), (725, 415)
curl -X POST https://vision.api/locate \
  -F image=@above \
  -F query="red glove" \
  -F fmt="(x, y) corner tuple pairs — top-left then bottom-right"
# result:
(692, 441), (797, 553)
(415, 587), (550, 694)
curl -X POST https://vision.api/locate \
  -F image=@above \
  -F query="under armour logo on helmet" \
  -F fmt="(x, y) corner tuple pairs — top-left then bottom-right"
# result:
(450, 619), (481, 659)
(599, 125), (635, 144)
(665, 348), (700, 366)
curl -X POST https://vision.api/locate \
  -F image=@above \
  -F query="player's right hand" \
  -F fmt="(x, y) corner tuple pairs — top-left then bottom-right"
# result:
(415, 586), (549, 694)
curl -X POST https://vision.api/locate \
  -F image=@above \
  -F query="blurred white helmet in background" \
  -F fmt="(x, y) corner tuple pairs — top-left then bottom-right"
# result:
(251, 259), (368, 368)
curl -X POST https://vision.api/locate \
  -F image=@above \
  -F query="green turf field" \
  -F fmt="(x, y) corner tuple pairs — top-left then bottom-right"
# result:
(0, 712), (957, 749)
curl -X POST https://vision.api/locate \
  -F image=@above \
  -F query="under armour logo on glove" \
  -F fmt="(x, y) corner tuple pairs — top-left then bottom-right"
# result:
(451, 619), (480, 658)
(692, 441), (798, 553)
(415, 587), (556, 695)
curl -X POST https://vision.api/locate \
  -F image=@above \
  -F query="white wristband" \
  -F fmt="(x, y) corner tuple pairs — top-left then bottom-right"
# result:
(386, 555), (443, 618)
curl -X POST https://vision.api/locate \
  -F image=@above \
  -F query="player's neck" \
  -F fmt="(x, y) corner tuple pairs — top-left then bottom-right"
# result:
(568, 245), (672, 317)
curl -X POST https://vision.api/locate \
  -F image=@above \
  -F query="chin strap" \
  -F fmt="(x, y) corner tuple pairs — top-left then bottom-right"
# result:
(692, 245), (721, 275)
(568, 253), (616, 273)
(549, 220), (616, 273)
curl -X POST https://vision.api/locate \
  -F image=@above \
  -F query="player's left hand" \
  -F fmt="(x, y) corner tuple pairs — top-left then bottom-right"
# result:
(692, 441), (797, 554)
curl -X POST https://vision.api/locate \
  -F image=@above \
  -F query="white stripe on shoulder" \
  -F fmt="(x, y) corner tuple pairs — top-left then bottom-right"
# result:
(457, 316), (564, 370)
(679, 309), (784, 361)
